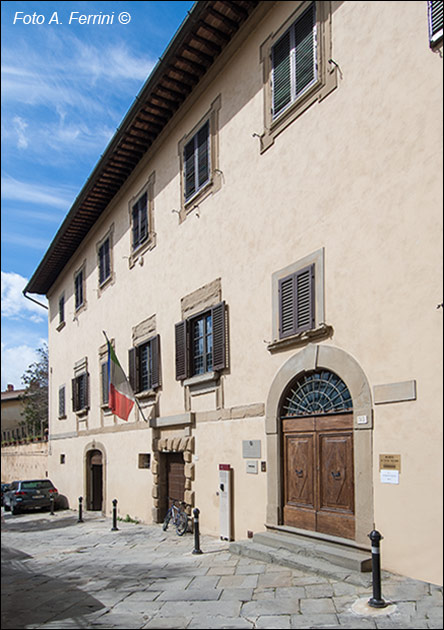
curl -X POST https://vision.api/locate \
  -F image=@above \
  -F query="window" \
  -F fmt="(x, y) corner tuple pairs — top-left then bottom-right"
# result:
(429, 0), (443, 46)
(58, 294), (65, 326)
(98, 237), (111, 286)
(132, 192), (148, 251)
(272, 3), (317, 119)
(72, 372), (89, 412)
(138, 453), (151, 469)
(175, 302), (226, 380)
(101, 361), (109, 407)
(279, 264), (315, 338)
(129, 335), (161, 394)
(184, 121), (210, 202)
(260, 2), (336, 151)
(178, 95), (222, 221)
(271, 248), (326, 348)
(58, 385), (66, 418)
(60, 454), (66, 464)
(74, 268), (84, 310)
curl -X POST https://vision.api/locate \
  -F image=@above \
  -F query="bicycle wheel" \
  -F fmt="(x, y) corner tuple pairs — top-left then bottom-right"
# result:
(162, 509), (172, 531)
(175, 511), (188, 536)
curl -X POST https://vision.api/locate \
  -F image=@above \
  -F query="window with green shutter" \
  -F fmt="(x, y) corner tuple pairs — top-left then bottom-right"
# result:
(272, 3), (317, 119)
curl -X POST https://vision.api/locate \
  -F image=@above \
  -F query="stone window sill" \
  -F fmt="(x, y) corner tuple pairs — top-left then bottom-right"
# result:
(184, 371), (219, 388)
(267, 324), (333, 353)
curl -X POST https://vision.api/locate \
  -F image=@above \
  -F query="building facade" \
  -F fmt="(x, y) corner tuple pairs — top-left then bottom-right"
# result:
(26, 1), (443, 585)
(1, 384), (27, 444)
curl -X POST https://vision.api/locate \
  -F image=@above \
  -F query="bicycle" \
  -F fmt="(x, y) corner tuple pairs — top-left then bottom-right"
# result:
(162, 497), (188, 536)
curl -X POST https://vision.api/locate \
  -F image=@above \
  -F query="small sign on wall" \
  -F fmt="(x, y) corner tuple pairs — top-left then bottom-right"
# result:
(379, 454), (401, 484)
(246, 460), (258, 474)
(242, 440), (261, 459)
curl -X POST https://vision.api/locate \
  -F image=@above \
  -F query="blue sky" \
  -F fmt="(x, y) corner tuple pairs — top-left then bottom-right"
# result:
(1, 0), (194, 389)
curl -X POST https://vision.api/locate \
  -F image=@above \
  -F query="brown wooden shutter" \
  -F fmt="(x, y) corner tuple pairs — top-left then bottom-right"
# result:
(184, 140), (196, 200)
(197, 121), (210, 188)
(72, 378), (78, 412)
(151, 335), (161, 389)
(279, 274), (296, 338)
(175, 320), (188, 380)
(84, 373), (90, 410)
(128, 347), (139, 393)
(295, 264), (315, 333)
(212, 301), (226, 371)
(279, 265), (315, 338)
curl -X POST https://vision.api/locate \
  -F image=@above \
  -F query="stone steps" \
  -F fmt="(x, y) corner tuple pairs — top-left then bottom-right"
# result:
(229, 530), (374, 586)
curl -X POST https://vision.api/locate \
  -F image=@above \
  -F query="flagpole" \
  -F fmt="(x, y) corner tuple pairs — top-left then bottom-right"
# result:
(102, 331), (149, 423)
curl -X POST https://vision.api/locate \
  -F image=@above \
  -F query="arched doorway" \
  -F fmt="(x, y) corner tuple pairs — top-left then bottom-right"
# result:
(86, 449), (103, 511)
(280, 370), (354, 539)
(265, 343), (374, 546)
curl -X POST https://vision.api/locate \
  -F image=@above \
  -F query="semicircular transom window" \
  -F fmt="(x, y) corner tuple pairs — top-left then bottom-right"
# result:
(281, 370), (353, 417)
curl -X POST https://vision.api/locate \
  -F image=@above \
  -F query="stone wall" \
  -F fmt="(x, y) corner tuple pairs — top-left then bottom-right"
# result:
(1, 442), (49, 482)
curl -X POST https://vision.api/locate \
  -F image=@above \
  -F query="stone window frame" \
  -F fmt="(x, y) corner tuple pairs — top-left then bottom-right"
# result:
(269, 248), (331, 352)
(177, 94), (222, 223)
(128, 171), (156, 268)
(259, 1), (337, 153)
(130, 314), (161, 404)
(72, 356), (89, 420)
(96, 224), (115, 295)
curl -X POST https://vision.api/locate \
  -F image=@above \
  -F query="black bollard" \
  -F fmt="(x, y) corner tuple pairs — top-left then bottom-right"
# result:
(192, 507), (203, 555)
(49, 495), (55, 516)
(368, 530), (387, 608)
(77, 496), (84, 523)
(111, 499), (119, 531)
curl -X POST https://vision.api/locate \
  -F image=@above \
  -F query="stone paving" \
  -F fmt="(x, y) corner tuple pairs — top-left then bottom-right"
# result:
(1, 510), (442, 629)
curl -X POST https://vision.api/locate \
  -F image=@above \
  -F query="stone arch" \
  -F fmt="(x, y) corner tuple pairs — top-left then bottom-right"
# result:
(265, 343), (373, 545)
(83, 441), (107, 513)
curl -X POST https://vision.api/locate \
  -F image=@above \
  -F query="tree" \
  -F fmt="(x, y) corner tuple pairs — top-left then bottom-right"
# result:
(20, 344), (48, 438)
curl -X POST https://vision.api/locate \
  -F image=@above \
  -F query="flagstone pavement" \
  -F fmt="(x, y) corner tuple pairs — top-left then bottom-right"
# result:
(1, 510), (442, 629)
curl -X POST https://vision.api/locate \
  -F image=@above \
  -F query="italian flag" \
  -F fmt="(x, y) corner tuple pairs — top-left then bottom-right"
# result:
(107, 341), (135, 421)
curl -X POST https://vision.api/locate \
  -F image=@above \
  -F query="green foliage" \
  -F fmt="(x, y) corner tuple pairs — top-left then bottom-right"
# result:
(19, 344), (48, 438)
(117, 514), (141, 524)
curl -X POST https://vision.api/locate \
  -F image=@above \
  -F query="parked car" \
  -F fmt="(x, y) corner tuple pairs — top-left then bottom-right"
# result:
(3, 479), (58, 515)
(1, 483), (10, 506)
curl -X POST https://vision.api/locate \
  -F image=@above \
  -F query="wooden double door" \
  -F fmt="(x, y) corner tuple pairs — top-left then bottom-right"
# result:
(282, 414), (355, 539)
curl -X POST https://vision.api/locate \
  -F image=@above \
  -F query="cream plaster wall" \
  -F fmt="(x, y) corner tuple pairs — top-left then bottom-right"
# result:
(45, 2), (442, 584)
(1, 442), (49, 483)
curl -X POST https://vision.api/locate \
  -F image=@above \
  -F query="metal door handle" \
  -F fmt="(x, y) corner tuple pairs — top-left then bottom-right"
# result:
(295, 469), (303, 477)
(331, 471), (341, 479)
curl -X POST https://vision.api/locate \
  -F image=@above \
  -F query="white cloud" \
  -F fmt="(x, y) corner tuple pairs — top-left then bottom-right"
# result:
(1, 271), (48, 321)
(1, 342), (40, 390)
(1, 175), (74, 209)
(13, 115), (29, 149)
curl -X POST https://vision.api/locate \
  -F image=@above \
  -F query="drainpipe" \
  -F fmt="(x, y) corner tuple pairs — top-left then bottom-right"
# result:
(22, 291), (49, 310)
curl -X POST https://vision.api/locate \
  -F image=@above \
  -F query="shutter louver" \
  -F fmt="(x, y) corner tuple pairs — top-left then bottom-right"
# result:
(279, 275), (296, 338)
(84, 373), (90, 410)
(184, 140), (196, 200)
(429, 1), (443, 44)
(128, 347), (139, 393)
(139, 193), (148, 242)
(101, 363), (108, 405)
(175, 321), (188, 380)
(295, 264), (315, 333)
(212, 301), (226, 371)
(151, 335), (161, 389)
(279, 264), (315, 338)
(72, 378), (78, 412)
(294, 3), (316, 96)
(272, 30), (291, 116)
(197, 122), (210, 188)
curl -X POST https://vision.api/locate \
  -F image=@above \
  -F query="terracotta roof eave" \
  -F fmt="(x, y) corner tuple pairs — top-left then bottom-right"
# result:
(24, 1), (260, 296)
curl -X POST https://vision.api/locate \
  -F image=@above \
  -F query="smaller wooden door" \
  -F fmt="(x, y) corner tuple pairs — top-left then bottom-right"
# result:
(166, 452), (185, 503)
(283, 415), (354, 539)
(87, 450), (103, 511)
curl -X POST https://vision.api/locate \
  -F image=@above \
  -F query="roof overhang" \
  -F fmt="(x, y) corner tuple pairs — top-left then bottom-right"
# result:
(25, 0), (260, 296)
